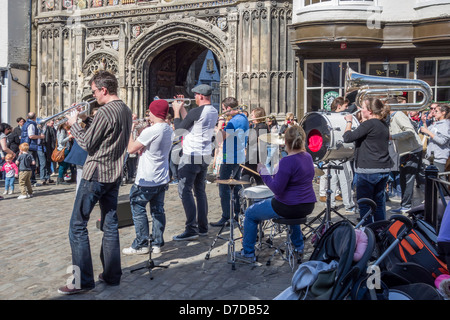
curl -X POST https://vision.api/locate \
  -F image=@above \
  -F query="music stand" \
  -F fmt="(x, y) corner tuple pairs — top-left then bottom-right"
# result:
(205, 179), (251, 270)
(130, 234), (168, 280)
(302, 161), (355, 243)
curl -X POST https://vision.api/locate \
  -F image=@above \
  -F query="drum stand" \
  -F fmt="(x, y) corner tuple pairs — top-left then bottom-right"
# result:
(130, 234), (168, 280)
(303, 162), (355, 243)
(205, 179), (250, 270)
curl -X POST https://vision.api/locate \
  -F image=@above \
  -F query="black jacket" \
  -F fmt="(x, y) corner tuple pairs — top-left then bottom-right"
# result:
(343, 118), (392, 170)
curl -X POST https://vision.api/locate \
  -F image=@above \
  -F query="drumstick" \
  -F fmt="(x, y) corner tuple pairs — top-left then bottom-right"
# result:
(239, 164), (260, 176)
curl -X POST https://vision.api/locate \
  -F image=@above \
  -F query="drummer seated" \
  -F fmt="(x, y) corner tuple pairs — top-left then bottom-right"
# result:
(235, 125), (316, 263)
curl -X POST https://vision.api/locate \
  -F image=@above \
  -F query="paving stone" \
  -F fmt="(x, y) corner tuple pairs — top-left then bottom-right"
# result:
(0, 177), (425, 300)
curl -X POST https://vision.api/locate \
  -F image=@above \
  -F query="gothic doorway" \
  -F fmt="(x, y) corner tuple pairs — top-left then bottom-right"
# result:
(146, 41), (221, 113)
(125, 18), (229, 118)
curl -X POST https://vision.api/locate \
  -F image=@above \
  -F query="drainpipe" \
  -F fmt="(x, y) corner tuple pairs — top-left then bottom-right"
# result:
(27, 0), (32, 113)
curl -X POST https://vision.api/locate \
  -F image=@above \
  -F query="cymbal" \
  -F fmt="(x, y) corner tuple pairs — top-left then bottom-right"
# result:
(259, 133), (285, 145)
(215, 179), (252, 185)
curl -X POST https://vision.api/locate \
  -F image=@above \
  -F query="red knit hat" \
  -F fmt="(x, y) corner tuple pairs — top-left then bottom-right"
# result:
(149, 99), (169, 120)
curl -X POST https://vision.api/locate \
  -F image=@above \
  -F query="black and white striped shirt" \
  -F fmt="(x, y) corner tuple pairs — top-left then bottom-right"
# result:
(70, 100), (132, 183)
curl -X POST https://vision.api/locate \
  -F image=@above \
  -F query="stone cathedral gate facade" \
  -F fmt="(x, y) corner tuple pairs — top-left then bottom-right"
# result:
(34, 0), (296, 119)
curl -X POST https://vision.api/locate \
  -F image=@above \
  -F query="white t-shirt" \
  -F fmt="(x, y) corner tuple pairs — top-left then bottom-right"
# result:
(135, 122), (174, 187)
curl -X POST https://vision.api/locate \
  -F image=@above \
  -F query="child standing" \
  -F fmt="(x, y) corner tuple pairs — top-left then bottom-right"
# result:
(15, 143), (35, 199)
(1, 154), (19, 194)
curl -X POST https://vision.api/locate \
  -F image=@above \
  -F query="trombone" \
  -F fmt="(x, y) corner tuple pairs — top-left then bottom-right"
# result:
(218, 104), (248, 117)
(39, 98), (97, 128)
(248, 115), (276, 122)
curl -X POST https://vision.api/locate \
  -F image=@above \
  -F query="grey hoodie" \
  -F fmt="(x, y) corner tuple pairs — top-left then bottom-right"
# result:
(426, 119), (450, 164)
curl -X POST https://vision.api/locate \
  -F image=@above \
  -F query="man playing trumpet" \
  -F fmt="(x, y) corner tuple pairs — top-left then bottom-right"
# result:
(58, 70), (132, 295)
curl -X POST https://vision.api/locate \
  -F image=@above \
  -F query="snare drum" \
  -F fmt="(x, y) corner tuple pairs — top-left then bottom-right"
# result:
(300, 111), (359, 162)
(239, 185), (274, 213)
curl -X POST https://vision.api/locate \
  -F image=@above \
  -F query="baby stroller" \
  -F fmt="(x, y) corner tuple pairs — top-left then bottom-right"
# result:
(275, 198), (377, 300)
(275, 199), (445, 300)
(356, 213), (447, 300)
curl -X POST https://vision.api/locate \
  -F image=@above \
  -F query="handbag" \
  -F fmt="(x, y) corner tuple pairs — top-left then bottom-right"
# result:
(51, 140), (66, 162)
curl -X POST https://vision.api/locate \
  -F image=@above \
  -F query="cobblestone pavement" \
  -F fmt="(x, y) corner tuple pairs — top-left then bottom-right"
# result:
(0, 174), (424, 301)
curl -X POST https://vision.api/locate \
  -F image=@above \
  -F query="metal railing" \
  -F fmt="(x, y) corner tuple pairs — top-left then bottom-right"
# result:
(424, 164), (450, 233)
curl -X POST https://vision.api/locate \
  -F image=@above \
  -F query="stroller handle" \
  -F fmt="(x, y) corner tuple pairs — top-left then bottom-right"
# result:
(389, 214), (413, 232)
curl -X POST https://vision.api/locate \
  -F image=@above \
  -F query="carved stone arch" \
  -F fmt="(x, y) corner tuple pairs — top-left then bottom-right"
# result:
(83, 50), (119, 79)
(125, 17), (231, 116)
(82, 50), (119, 95)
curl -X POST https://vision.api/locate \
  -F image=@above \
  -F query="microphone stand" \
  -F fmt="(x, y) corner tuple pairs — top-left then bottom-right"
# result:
(130, 234), (168, 280)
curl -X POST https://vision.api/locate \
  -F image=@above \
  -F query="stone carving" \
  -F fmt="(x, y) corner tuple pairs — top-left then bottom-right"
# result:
(35, 1), (295, 119)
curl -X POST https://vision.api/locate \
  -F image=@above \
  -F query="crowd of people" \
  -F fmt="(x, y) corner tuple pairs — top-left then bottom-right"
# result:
(317, 97), (450, 222)
(1, 70), (449, 296)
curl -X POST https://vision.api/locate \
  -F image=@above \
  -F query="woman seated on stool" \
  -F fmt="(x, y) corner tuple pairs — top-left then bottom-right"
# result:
(236, 125), (316, 263)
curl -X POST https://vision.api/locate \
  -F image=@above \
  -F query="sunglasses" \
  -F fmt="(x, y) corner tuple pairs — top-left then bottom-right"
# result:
(92, 87), (103, 95)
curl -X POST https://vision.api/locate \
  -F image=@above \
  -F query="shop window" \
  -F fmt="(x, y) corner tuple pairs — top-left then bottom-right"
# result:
(304, 60), (359, 112)
(416, 58), (450, 103)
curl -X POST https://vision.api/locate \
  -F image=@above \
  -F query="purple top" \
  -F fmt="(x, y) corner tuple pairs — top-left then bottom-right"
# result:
(260, 152), (316, 205)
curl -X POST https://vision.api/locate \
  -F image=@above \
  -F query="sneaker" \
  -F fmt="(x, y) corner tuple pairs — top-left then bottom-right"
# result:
(335, 195), (343, 201)
(17, 195), (28, 200)
(8, 190), (13, 195)
(345, 207), (356, 213)
(391, 207), (410, 214)
(33, 183), (42, 187)
(122, 246), (149, 255)
(388, 195), (401, 203)
(319, 196), (326, 202)
(172, 231), (199, 241)
(152, 246), (161, 254)
(58, 285), (92, 295)
(235, 250), (256, 264)
(199, 231), (208, 237)
(27, 194), (33, 198)
(210, 218), (229, 227)
(2, 190), (7, 195)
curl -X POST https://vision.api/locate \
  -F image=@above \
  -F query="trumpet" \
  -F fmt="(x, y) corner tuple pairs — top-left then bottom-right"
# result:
(39, 98), (97, 128)
(154, 96), (194, 106)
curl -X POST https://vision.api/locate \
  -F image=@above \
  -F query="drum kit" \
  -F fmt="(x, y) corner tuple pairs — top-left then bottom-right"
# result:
(205, 178), (251, 270)
(205, 132), (286, 269)
(205, 178), (279, 270)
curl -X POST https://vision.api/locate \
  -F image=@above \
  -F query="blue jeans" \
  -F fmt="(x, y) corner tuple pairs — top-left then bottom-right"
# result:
(219, 163), (242, 221)
(68, 178), (122, 289)
(242, 198), (304, 256)
(177, 155), (209, 234)
(58, 149), (71, 179)
(129, 183), (167, 248)
(5, 176), (15, 191)
(30, 150), (38, 184)
(37, 149), (51, 181)
(356, 172), (390, 224)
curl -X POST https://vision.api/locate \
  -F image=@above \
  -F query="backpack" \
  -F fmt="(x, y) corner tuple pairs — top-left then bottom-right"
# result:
(375, 217), (448, 280)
